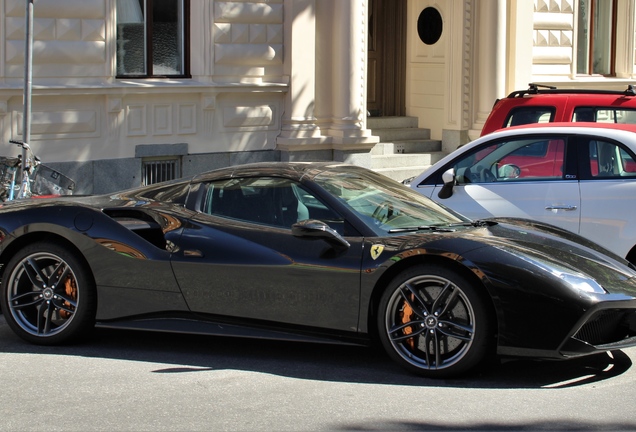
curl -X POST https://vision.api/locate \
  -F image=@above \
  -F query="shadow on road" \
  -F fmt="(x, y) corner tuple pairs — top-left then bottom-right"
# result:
(0, 316), (631, 389)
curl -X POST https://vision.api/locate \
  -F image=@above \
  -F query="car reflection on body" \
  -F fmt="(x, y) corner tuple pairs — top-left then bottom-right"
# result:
(1, 161), (636, 378)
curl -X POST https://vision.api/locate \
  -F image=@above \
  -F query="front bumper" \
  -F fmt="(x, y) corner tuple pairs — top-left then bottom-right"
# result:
(559, 301), (636, 357)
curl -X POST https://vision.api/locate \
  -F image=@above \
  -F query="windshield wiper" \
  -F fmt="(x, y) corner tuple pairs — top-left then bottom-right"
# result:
(388, 225), (457, 233)
(447, 220), (498, 228)
(388, 220), (497, 233)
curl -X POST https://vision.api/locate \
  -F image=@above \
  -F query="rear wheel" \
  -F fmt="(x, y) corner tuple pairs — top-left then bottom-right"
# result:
(0, 241), (96, 345)
(377, 264), (492, 378)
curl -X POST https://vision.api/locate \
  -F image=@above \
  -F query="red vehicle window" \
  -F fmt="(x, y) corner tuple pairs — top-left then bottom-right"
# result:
(499, 139), (564, 179)
(573, 107), (636, 124)
(504, 107), (555, 128)
(453, 137), (566, 184)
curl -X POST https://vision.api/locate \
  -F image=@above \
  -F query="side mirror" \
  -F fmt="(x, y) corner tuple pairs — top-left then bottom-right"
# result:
(291, 219), (350, 250)
(437, 168), (456, 199)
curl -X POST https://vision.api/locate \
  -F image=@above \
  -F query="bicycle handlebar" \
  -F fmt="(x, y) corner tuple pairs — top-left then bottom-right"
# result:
(9, 140), (31, 151)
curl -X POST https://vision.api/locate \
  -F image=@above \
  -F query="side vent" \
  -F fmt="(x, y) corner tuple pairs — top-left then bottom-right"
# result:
(143, 157), (180, 185)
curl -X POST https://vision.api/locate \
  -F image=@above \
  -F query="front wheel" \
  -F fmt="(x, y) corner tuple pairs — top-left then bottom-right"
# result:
(0, 241), (96, 345)
(377, 264), (492, 378)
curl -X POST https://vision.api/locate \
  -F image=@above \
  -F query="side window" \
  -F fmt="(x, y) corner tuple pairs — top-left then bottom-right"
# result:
(504, 107), (555, 128)
(453, 138), (566, 185)
(574, 107), (636, 124)
(201, 177), (340, 228)
(588, 140), (636, 178)
(116, 0), (190, 78)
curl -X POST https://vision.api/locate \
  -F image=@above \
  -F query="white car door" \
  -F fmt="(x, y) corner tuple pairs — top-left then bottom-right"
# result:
(429, 181), (580, 232)
(578, 139), (636, 259)
(420, 135), (581, 235)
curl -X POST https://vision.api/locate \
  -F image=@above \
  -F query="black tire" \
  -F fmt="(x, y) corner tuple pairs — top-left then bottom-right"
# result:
(0, 241), (96, 345)
(377, 264), (492, 378)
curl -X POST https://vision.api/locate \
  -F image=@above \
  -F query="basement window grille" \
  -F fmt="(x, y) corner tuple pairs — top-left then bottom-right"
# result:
(143, 157), (180, 185)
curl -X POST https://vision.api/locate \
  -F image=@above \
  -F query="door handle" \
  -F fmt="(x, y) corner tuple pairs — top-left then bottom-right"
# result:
(545, 205), (578, 211)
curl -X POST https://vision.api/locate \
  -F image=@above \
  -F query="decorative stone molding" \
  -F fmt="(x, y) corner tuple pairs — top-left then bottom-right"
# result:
(15, 109), (98, 139)
(222, 106), (274, 128)
(6, 40), (106, 64)
(178, 104), (197, 135)
(213, 1), (284, 67)
(534, 0), (574, 14)
(153, 105), (173, 136)
(534, 30), (573, 47)
(463, 1), (474, 131)
(214, 2), (283, 23)
(126, 105), (147, 137)
(5, 0), (105, 19)
(532, 0), (574, 68)
(107, 97), (123, 141)
(202, 94), (217, 139)
(215, 44), (282, 65)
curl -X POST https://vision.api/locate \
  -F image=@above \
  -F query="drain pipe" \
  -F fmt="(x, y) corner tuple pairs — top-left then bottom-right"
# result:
(21, 0), (34, 168)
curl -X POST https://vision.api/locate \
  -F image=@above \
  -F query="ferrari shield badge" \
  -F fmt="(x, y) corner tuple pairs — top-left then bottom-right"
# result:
(370, 244), (384, 260)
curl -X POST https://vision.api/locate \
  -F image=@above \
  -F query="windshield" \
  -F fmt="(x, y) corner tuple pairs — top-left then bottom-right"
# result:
(313, 167), (468, 233)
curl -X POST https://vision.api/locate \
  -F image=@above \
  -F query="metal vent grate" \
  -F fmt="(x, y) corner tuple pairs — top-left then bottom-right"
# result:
(573, 310), (624, 345)
(143, 158), (180, 185)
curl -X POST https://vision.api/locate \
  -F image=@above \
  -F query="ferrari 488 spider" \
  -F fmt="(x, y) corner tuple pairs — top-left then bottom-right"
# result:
(1, 162), (636, 378)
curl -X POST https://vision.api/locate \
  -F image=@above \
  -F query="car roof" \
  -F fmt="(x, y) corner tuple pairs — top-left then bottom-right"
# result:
(503, 84), (636, 99)
(191, 161), (363, 183)
(499, 121), (636, 134)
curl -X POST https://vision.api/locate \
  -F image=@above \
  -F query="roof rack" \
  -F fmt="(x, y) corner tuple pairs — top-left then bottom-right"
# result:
(506, 83), (636, 98)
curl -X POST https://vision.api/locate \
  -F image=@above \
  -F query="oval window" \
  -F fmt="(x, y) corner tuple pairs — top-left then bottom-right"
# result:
(417, 7), (443, 45)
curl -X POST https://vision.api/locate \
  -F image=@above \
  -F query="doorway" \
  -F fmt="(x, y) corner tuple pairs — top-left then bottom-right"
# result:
(367, 0), (407, 117)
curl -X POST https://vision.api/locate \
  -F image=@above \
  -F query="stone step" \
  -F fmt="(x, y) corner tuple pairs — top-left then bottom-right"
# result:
(367, 116), (445, 182)
(371, 139), (441, 155)
(371, 152), (446, 170)
(370, 127), (431, 143)
(368, 116), (419, 129)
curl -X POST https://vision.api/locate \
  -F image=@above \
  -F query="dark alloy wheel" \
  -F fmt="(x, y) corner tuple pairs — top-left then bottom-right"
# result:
(377, 264), (492, 378)
(0, 242), (96, 345)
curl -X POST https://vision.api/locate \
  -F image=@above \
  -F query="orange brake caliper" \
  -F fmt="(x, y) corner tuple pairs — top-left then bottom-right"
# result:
(60, 275), (77, 319)
(401, 295), (415, 349)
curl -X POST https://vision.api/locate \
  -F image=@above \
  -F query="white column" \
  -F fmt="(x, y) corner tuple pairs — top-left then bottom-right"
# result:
(327, 0), (377, 147)
(472, 0), (506, 131)
(277, 0), (326, 148)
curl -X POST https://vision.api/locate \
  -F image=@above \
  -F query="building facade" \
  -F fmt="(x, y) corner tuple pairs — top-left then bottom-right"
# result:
(1, 0), (635, 193)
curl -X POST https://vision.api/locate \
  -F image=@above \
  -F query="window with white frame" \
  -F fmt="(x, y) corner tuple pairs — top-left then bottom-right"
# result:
(576, 0), (617, 75)
(116, 0), (190, 78)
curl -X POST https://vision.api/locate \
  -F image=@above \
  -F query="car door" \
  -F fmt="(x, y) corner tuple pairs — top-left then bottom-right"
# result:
(428, 134), (581, 234)
(170, 176), (364, 331)
(578, 137), (636, 259)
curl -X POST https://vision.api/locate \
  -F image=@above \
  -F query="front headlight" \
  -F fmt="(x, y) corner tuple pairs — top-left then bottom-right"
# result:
(558, 272), (606, 294)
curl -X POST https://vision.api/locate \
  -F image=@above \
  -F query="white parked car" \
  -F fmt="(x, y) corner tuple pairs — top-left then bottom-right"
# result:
(406, 122), (636, 264)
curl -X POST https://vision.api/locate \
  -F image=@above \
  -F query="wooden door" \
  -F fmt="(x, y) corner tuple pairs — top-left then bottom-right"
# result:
(367, 0), (406, 117)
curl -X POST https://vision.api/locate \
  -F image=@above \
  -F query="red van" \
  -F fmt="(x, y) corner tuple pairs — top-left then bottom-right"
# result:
(481, 84), (636, 136)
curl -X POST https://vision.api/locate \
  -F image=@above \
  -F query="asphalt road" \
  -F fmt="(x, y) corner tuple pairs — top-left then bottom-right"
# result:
(1, 313), (636, 432)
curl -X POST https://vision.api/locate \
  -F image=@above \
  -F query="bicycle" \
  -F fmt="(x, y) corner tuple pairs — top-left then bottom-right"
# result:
(0, 140), (75, 201)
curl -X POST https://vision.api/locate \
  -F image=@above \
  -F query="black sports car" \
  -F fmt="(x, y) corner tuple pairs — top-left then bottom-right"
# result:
(1, 162), (636, 378)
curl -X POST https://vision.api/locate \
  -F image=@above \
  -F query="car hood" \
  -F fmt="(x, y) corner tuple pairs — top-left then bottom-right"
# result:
(463, 218), (636, 296)
(384, 216), (636, 296)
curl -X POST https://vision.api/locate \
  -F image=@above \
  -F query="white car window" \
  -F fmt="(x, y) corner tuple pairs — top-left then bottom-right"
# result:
(453, 138), (566, 185)
(588, 140), (636, 178)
